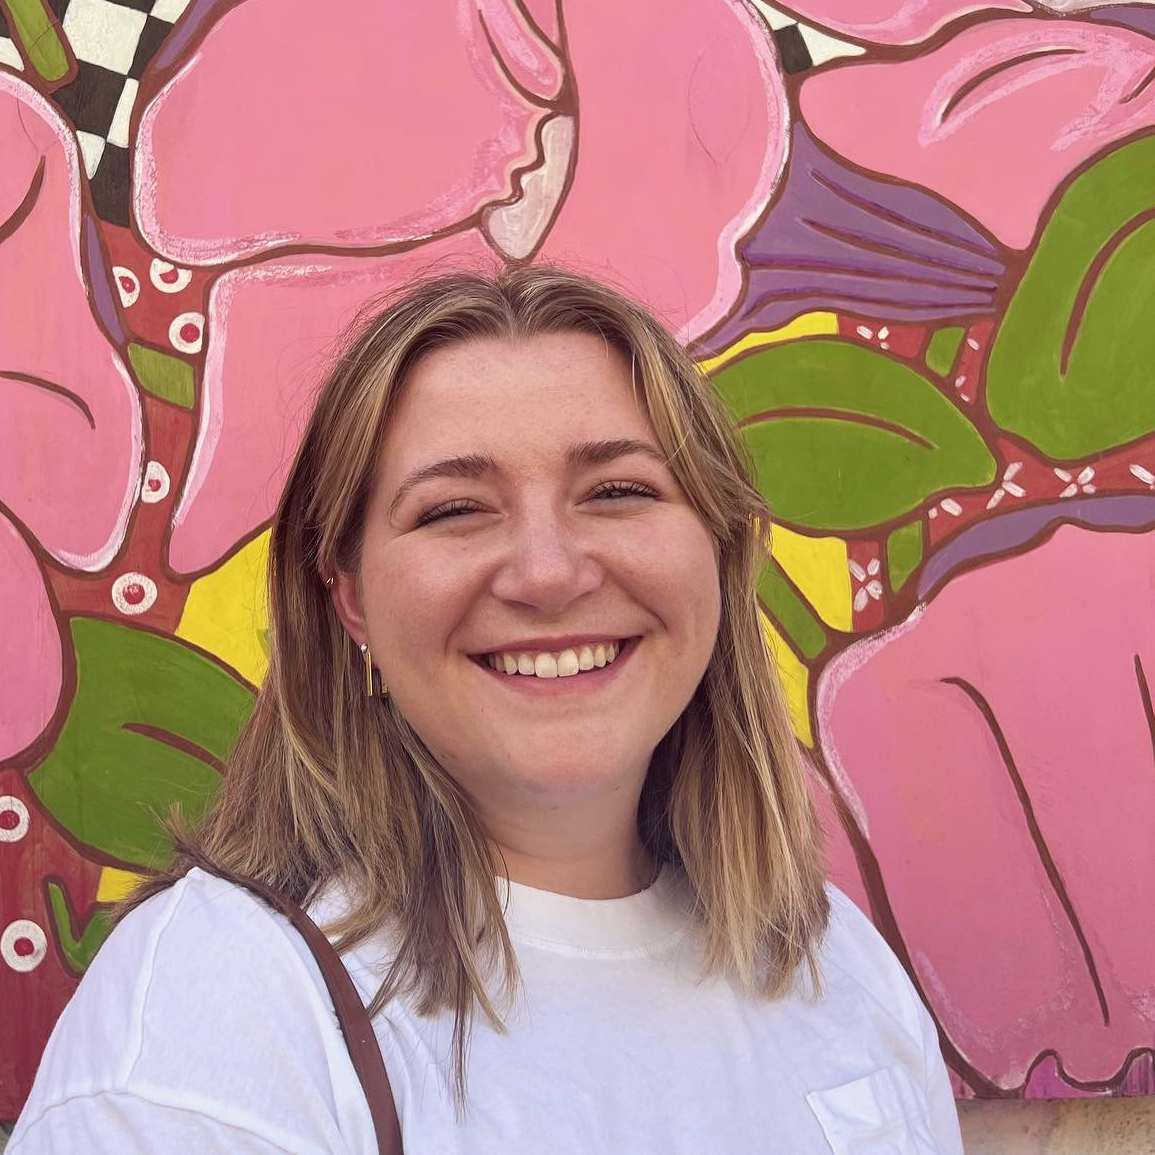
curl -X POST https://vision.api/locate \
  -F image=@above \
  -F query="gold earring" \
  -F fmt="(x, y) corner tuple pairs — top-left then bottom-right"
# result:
(360, 642), (385, 698)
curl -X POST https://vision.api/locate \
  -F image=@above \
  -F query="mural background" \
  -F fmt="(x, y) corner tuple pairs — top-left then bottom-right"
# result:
(2, 0), (1154, 1119)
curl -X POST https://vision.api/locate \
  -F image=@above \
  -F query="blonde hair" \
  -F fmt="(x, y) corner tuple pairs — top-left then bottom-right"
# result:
(124, 264), (829, 1100)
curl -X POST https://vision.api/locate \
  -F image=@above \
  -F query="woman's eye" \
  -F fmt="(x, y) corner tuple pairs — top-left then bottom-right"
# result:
(590, 481), (658, 502)
(415, 499), (480, 526)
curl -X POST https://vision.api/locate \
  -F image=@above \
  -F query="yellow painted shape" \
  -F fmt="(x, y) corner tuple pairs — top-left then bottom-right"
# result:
(697, 312), (839, 375)
(770, 524), (852, 632)
(97, 866), (143, 903)
(178, 530), (271, 686)
(761, 612), (814, 747)
(701, 314), (848, 634)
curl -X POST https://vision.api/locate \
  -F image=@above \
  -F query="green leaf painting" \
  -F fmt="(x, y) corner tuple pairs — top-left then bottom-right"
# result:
(127, 343), (196, 409)
(46, 881), (112, 975)
(924, 326), (966, 377)
(886, 520), (924, 594)
(713, 340), (995, 532)
(29, 618), (254, 870)
(5, 0), (70, 82)
(758, 560), (827, 660)
(987, 135), (1155, 460)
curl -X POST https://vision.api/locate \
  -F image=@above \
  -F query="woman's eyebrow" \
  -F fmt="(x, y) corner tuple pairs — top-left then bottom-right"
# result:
(389, 452), (496, 516)
(389, 439), (668, 516)
(566, 438), (668, 469)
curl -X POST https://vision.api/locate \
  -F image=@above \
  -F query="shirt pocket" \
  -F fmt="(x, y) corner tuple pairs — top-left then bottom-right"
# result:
(806, 1065), (941, 1155)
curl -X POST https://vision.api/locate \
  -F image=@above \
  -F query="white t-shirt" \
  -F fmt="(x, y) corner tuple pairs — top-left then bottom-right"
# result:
(10, 866), (963, 1154)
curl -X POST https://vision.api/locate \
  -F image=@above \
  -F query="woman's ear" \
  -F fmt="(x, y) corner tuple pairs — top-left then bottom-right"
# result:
(326, 570), (368, 648)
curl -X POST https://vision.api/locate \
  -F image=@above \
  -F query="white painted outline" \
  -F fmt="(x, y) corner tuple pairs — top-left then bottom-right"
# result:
(1, 919), (47, 973)
(0, 796), (30, 842)
(814, 604), (928, 838)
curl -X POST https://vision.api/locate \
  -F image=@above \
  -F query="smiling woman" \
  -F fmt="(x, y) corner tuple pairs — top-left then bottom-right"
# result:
(9, 268), (963, 1155)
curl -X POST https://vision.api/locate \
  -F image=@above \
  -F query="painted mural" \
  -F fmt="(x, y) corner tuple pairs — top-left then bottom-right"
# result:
(1, 0), (1153, 1118)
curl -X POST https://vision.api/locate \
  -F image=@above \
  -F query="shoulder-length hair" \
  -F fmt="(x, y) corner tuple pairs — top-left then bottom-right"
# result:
(123, 264), (829, 1098)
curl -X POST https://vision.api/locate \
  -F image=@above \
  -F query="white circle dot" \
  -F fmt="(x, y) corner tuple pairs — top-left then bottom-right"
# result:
(111, 572), (158, 616)
(140, 461), (171, 505)
(169, 311), (205, 354)
(2, 920), (47, 973)
(150, 258), (192, 294)
(0, 796), (29, 842)
(112, 266), (139, 307)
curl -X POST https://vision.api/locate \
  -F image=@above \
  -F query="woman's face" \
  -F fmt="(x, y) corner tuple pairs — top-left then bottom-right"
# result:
(335, 331), (721, 824)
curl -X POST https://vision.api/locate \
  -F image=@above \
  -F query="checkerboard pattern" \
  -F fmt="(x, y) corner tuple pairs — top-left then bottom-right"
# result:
(753, 2), (864, 74)
(45, 0), (191, 225)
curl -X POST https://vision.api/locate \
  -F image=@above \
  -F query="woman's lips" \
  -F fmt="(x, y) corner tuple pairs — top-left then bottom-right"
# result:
(473, 637), (637, 693)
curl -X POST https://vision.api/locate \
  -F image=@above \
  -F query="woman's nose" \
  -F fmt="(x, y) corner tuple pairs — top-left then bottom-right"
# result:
(490, 505), (603, 613)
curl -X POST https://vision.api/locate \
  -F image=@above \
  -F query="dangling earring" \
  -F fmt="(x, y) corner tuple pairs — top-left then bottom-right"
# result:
(360, 642), (386, 698)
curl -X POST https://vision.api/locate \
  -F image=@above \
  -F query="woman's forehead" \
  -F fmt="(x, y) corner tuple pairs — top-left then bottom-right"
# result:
(388, 332), (647, 440)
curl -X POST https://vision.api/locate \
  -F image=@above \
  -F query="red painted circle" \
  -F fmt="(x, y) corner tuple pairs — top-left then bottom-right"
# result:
(160, 267), (180, 284)
(119, 276), (136, 291)
(179, 322), (200, 343)
(0, 810), (18, 830)
(13, 938), (33, 957)
(147, 478), (161, 491)
(123, 583), (145, 605)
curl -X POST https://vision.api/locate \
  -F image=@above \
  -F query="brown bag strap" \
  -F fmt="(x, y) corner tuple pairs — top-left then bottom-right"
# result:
(202, 867), (403, 1155)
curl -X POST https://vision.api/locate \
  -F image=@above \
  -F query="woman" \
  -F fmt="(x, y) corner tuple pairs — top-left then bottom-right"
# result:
(11, 267), (963, 1154)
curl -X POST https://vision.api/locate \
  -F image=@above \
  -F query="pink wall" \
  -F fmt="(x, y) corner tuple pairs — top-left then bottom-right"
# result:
(2, 0), (1153, 1116)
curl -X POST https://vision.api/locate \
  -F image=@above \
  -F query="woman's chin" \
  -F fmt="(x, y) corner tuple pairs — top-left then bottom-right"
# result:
(466, 739), (653, 807)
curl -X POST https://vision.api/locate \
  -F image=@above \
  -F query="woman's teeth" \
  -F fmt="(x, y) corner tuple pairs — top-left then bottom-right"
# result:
(484, 641), (622, 679)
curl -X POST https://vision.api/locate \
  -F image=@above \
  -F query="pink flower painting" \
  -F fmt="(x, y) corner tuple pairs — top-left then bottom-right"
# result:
(779, 0), (1030, 45)
(132, 0), (789, 574)
(819, 522), (1155, 1090)
(0, 74), (142, 762)
(800, 18), (1155, 249)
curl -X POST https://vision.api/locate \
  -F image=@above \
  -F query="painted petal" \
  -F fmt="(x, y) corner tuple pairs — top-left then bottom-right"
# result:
(135, 0), (555, 265)
(818, 525), (1155, 1086)
(1087, 6), (1155, 36)
(167, 232), (494, 576)
(702, 124), (1004, 350)
(800, 19), (1155, 249)
(476, 0), (565, 98)
(520, 0), (561, 43)
(778, 1), (1030, 46)
(538, 0), (788, 342)
(0, 516), (62, 762)
(0, 76), (142, 571)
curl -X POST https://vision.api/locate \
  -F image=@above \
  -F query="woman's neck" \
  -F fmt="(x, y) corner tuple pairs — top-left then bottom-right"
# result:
(475, 766), (657, 898)
(495, 841), (659, 899)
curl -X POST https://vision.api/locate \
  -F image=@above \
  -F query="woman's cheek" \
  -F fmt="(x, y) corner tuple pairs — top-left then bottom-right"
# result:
(631, 507), (720, 606)
(380, 543), (483, 651)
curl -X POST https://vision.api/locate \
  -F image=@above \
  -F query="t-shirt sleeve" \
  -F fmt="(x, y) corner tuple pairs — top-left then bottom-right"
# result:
(8, 870), (376, 1155)
(10, 1091), (304, 1155)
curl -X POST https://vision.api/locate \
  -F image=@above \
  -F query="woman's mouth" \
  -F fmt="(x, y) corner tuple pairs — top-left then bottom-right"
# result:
(473, 638), (631, 680)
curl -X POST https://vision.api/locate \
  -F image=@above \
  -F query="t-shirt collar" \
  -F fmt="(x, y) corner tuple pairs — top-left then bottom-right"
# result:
(498, 867), (692, 954)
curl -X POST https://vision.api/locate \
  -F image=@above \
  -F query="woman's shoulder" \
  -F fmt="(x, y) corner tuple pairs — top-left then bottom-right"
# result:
(90, 866), (332, 1014)
(110, 865), (348, 1033)
(15, 867), (361, 1146)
